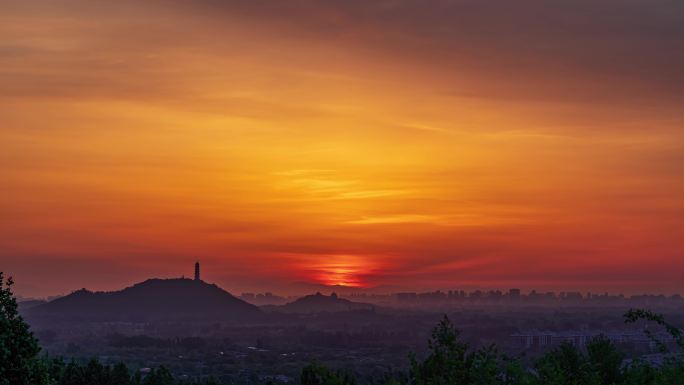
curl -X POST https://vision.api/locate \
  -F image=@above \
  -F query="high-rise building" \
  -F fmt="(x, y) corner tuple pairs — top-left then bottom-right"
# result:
(194, 261), (200, 281)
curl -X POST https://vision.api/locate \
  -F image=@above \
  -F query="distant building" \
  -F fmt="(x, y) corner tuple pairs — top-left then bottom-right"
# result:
(194, 261), (200, 281)
(564, 291), (583, 301)
(241, 292), (256, 300)
(395, 292), (418, 302)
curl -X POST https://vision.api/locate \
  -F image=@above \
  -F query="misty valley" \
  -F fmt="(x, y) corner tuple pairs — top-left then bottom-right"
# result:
(11, 273), (684, 384)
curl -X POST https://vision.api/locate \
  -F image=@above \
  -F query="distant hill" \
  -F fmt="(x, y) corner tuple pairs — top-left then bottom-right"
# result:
(264, 292), (374, 314)
(26, 278), (261, 322)
(17, 299), (47, 310)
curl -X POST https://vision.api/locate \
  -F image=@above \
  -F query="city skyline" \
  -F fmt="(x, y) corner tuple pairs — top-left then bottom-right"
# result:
(2, 0), (684, 298)
(13, 262), (684, 301)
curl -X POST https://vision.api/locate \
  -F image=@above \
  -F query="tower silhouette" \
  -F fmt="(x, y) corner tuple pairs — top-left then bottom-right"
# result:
(194, 261), (200, 281)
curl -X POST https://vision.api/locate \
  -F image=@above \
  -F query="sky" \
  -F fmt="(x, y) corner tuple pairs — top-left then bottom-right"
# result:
(1, 0), (683, 298)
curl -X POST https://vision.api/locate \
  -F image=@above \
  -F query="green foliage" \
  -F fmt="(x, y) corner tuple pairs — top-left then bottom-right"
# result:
(301, 362), (356, 385)
(383, 379), (401, 385)
(625, 309), (684, 353)
(655, 364), (684, 385)
(142, 366), (175, 385)
(0, 272), (49, 385)
(586, 335), (624, 384)
(111, 362), (134, 385)
(468, 345), (502, 385)
(535, 342), (600, 385)
(307, 310), (684, 385)
(409, 315), (535, 385)
(409, 315), (469, 384)
(501, 359), (535, 385)
(39, 357), (224, 385)
(620, 361), (658, 385)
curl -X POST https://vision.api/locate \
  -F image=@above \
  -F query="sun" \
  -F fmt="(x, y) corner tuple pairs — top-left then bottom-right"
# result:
(311, 255), (372, 288)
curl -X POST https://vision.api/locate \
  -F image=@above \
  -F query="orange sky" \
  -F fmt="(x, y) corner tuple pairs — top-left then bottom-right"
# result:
(2, 1), (683, 297)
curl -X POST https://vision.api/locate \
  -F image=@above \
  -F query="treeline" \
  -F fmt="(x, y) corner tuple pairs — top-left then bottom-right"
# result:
(22, 358), (217, 385)
(3, 273), (684, 385)
(302, 312), (684, 385)
(107, 334), (208, 350)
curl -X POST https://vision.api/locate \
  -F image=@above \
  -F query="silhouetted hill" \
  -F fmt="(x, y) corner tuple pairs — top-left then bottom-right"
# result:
(264, 292), (374, 314)
(17, 299), (47, 310)
(27, 278), (261, 322)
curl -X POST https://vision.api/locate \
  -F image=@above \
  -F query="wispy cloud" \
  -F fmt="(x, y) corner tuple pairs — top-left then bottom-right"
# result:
(345, 215), (441, 225)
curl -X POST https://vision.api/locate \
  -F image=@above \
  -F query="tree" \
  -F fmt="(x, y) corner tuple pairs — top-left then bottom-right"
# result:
(45, 357), (65, 383)
(468, 345), (501, 385)
(83, 358), (110, 385)
(0, 272), (49, 385)
(408, 315), (536, 385)
(501, 359), (535, 385)
(59, 360), (85, 385)
(624, 309), (684, 353)
(535, 342), (600, 385)
(586, 335), (623, 384)
(623, 309), (684, 385)
(409, 315), (470, 384)
(621, 361), (658, 385)
(111, 362), (133, 385)
(142, 366), (175, 385)
(301, 363), (356, 385)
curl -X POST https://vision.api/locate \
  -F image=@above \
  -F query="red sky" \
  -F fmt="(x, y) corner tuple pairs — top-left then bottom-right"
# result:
(2, 0), (683, 298)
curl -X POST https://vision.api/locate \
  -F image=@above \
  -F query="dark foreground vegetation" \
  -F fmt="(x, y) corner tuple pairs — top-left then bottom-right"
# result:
(3, 273), (684, 385)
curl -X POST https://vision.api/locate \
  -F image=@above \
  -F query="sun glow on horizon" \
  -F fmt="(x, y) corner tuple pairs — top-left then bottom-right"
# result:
(306, 255), (377, 288)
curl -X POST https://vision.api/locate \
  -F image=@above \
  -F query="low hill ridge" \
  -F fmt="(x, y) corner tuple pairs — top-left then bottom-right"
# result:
(268, 292), (374, 314)
(28, 278), (261, 321)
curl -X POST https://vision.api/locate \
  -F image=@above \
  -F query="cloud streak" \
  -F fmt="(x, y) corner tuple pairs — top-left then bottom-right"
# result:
(1, 0), (683, 297)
